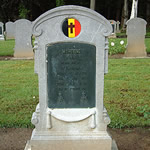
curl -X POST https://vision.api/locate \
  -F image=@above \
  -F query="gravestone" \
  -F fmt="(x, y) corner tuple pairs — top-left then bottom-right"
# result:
(0, 22), (4, 40)
(14, 19), (34, 58)
(6, 21), (15, 39)
(109, 20), (117, 34)
(116, 21), (120, 33)
(109, 20), (116, 38)
(125, 18), (147, 57)
(25, 5), (114, 150)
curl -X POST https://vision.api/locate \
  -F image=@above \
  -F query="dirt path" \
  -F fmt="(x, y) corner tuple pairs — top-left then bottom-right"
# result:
(0, 128), (149, 150)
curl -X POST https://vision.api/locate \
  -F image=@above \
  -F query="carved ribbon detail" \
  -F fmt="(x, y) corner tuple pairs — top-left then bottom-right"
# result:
(46, 108), (96, 129)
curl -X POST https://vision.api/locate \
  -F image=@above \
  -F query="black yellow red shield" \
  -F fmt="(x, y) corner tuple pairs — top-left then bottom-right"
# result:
(62, 18), (81, 38)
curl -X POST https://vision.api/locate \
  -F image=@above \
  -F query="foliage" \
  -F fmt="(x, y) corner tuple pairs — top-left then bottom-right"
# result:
(56, 0), (64, 7)
(19, 3), (30, 19)
(109, 38), (150, 55)
(109, 38), (127, 55)
(0, 59), (150, 128)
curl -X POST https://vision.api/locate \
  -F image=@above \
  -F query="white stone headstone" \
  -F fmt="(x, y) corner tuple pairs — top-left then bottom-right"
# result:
(14, 19), (34, 58)
(125, 17), (147, 57)
(0, 22), (4, 40)
(25, 5), (114, 150)
(6, 21), (15, 39)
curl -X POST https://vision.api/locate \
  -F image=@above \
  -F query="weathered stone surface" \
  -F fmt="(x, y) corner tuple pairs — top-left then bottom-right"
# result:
(125, 17), (147, 58)
(25, 5), (115, 150)
(0, 22), (4, 40)
(6, 21), (15, 39)
(14, 19), (34, 58)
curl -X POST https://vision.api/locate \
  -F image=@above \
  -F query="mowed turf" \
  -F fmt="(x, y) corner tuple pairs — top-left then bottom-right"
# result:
(0, 59), (150, 128)
(0, 39), (14, 56)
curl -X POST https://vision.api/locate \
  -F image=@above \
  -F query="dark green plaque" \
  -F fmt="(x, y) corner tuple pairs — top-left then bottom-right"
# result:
(47, 42), (96, 108)
(0, 27), (2, 35)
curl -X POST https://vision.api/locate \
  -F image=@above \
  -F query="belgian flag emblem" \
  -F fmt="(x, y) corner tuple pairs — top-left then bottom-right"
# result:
(62, 18), (81, 38)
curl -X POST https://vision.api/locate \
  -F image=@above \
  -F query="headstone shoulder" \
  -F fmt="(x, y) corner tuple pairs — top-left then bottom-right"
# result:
(126, 17), (147, 25)
(32, 5), (112, 37)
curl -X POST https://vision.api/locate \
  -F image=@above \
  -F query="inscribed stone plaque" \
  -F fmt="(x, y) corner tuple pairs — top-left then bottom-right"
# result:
(47, 42), (96, 108)
(0, 27), (2, 35)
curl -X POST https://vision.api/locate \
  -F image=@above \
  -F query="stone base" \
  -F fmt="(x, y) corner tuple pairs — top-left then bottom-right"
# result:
(109, 33), (116, 38)
(24, 132), (116, 150)
(24, 139), (118, 150)
(14, 51), (34, 58)
(0, 37), (4, 40)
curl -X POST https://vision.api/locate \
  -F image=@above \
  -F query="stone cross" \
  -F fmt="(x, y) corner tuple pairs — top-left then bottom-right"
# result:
(116, 21), (120, 33)
(125, 17), (147, 57)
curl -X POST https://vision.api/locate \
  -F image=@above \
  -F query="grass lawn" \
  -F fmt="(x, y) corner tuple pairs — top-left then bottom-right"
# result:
(0, 60), (38, 127)
(0, 59), (150, 128)
(0, 39), (15, 56)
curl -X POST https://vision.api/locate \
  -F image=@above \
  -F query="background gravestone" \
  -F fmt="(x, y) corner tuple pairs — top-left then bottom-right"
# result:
(25, 5), (113, 150)
(109, 20), (116, 38)
(116, 21), (120, 33)
(6, 21), (15, 39)
(14, 19), (34, 58)
(109, 20), (117, 33)
(0, 22), (4, 40)
(125, 18), (147, 57)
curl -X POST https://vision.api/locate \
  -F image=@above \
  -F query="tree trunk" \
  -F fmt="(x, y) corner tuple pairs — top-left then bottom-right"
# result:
(116, 0), (123, 21)
(90, 0), (95, 10)
(121, 0), (128, 30)
(130, 0), (138, 19)
(146, 0), (150, 25)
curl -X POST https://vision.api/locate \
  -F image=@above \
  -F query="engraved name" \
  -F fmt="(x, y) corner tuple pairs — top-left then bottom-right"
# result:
(62, 49), (81, 54)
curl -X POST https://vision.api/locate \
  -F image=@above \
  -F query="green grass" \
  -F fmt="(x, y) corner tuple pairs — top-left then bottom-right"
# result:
(0, 39), (15, 56)
(0, 60), (38, 127)
(104, 59), (150, 128)
(0, 59), (150, 128)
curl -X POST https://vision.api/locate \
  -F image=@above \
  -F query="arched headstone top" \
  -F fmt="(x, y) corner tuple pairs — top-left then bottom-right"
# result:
(14, 19), (31, 24)
(126, 17), (147, 36)
(126, 17), (147, 25)
(6, 21), (14, 24)
(0, 22), (4, 26)
(32, 5), (112, 37)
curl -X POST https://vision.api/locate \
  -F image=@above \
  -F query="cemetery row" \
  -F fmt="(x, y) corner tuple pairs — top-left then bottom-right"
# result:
(0, 17), (148, 58)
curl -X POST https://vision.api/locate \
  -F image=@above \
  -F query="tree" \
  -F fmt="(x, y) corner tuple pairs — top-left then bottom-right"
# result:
(121, 0), (128, 30)
(130, 0), (138, 19)
(90, 0), (95, 10)
(56, 0), (64, 7)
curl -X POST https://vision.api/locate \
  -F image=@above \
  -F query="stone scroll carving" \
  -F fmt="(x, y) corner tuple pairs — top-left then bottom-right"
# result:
(46, 108), (96, 129)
